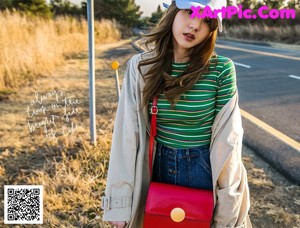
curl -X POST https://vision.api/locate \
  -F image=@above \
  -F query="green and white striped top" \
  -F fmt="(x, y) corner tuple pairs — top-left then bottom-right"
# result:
(149, 55), (237, 148)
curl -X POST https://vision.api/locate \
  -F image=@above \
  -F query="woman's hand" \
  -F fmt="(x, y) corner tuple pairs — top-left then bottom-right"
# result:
(108, 221), (126, 228)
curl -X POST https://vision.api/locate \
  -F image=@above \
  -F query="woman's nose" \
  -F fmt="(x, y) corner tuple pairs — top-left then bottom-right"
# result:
(189, 17), (203, 32)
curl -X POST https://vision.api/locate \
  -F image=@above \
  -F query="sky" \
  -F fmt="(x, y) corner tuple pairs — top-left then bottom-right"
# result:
(135, 0), (166, 17)
(55, 0), (166, 17)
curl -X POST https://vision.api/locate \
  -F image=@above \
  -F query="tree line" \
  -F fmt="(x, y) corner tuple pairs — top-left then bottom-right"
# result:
(0, 0), (299, 28)
(0, 0), (143, 27)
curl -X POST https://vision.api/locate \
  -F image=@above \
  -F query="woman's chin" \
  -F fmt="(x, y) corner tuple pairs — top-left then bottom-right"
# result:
(176, 41), (196, 50)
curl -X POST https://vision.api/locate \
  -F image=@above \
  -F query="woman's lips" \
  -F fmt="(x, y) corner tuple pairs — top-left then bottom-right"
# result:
(183, 33), (195, 41)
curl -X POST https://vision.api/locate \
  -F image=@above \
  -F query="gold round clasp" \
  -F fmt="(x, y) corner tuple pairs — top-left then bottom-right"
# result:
(170, 207), (185, 222)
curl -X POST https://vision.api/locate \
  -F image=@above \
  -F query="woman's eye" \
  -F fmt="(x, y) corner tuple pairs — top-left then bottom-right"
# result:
(185, 9), (193, 15)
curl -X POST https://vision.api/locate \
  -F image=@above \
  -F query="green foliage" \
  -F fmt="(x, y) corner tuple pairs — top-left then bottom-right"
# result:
(260, 0), (285, 9)
(287, 0), (300, 8)
(136, 5), (165, 29)
(50, 0), (82, 17)
(137, 16), (150, 29)
(237, 0), (257, 9)
(0, 0), (13, 10)
(94, 0), (142, 27)
(149, 5), (164, 24)
(10, 0), (52, 18)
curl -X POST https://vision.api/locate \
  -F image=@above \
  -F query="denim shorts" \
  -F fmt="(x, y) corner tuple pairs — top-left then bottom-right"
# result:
(152, 143), (213, 190)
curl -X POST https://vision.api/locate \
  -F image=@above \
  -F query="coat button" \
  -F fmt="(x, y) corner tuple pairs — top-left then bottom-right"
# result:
(170, 207), (185, 222)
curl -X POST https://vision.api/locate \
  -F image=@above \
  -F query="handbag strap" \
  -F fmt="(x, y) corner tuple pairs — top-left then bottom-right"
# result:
(149, 96), (158, 176)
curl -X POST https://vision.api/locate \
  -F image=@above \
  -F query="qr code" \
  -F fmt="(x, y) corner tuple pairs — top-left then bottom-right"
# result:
(4, 185), (43, 224)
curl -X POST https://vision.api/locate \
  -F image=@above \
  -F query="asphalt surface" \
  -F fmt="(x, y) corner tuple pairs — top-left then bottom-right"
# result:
(133, 36), (300, 185)
(215, 39), (300, 143)
(215, 39), (300, 185)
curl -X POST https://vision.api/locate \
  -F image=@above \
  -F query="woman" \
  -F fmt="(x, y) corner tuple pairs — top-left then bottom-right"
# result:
(102, 0), (252, 227)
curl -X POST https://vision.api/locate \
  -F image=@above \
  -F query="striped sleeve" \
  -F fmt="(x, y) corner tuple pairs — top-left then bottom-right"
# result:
(216, 59), (237, 113)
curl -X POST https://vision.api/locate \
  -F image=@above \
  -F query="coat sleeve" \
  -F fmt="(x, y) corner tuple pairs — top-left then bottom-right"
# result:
(212, 101), (252, 228)
(213, 154), (252, 228)
(102, 54), (140, 222)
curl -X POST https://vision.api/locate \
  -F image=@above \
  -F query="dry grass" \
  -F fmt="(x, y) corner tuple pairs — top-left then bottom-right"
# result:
(0, 39), (138, 227)
(222, 24), (300, 45)
(0, 10), (121, 93)
(243, 152), (300, 227)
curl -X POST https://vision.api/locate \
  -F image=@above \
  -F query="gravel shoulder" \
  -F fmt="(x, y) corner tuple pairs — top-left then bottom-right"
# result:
(242, 145), (300, 227)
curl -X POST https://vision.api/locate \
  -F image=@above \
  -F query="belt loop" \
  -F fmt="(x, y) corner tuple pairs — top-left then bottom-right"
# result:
(186, 149), (191, 162)
(101, 196), (110, 210)
(173, 148), (177, 156)
(155, 143), (159, 157)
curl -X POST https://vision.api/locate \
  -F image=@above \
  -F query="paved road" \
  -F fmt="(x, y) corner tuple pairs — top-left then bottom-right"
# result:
(215, 39), (300, 143)
(215, 39), (300, 184)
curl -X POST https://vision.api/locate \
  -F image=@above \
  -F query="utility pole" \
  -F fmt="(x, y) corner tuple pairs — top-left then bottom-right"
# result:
(87, 0), (96, 145)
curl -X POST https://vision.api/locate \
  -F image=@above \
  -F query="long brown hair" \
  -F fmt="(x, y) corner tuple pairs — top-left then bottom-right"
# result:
(138, 2), (219, 109)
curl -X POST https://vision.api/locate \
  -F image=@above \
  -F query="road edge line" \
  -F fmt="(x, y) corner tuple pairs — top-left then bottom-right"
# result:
(241, 109), (300, 152)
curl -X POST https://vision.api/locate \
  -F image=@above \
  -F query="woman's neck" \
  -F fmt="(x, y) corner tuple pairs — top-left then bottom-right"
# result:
(173, 55), (189, 63)
(173, 49), (189, 63)
(172, 38), (190, 63)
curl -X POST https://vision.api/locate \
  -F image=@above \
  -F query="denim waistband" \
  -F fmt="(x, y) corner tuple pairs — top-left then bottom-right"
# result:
(156, 143), (210, 159)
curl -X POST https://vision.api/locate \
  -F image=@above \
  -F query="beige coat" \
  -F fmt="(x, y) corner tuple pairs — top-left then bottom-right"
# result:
(102, 52), (252, 228)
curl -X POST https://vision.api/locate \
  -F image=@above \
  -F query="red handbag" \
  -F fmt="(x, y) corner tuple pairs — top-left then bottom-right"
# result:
(143, 97), (214, 228)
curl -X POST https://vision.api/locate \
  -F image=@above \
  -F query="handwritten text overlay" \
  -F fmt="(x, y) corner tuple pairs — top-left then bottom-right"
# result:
(26, 90), (82, 142)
